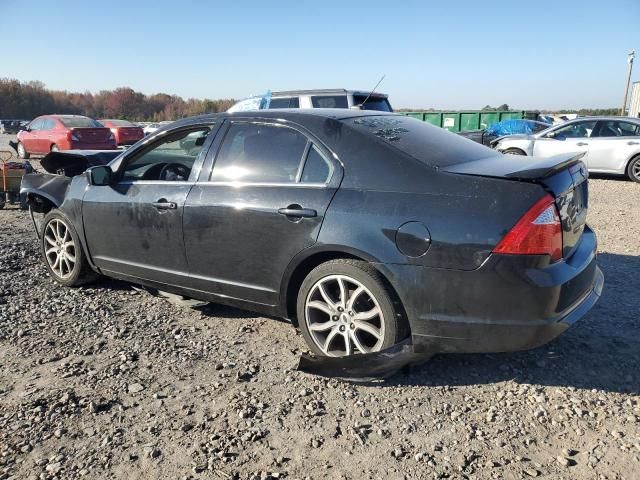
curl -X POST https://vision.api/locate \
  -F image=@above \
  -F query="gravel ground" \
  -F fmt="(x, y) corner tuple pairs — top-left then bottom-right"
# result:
(0, 133), (639, 480)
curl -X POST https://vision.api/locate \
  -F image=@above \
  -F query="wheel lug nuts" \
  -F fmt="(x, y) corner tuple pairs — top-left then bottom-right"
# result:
(337, 307), (344, 312)
(332, 315), (338, 321)
(339, 325), (345, 332)
(348, 311), (354, 316)
(350, 323), (355, 329)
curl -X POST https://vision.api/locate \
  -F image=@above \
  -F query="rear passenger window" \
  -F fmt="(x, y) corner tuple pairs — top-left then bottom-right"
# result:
(301, 145), (333, 183)
(595, 120), (640, 137)
(311, 95), (348, 108)
(268, 97), (300, 109)
(211, 123), (307, 183)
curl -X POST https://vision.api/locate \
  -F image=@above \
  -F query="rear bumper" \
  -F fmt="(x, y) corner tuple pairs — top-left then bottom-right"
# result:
(382, 226), (603, 353)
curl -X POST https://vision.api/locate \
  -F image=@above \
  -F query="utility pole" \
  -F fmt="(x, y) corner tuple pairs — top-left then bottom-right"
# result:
(621, 50), (635, 116)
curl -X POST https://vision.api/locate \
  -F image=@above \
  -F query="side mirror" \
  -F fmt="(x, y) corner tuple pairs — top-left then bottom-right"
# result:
(86, 165), (113, 186)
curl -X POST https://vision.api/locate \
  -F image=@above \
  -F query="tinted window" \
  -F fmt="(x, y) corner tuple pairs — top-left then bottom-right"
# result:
(595, 120), (640, 137)
(211, 123), (307, 183)
(29, 119), (44, 131)
(42, 119), (56, 130)
(311, 95), (348, 108)
(551, 121), (597, 139)
(59, 116), (103, 128)
(301, 145), (333, 183)
(352, 95), (392, 112)
(122, 126), (211, 181)
(268, 97), (300, 109)
(347, 115), (494, 168)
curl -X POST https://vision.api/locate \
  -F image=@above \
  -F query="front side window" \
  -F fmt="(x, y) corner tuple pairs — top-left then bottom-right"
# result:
(551, 121), (597, 139)
(311, 95), (348, 108)
(594, 120), (640, 137)
(211, 123), (308, 183)
(122, 126), (211, 181)
(29, 119), (44, 131)
(268, 97), (300, 109)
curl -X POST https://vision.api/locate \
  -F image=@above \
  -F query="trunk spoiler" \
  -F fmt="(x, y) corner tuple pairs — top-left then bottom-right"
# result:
(40, 150), (122, 177)
(441, 152), (586, 181)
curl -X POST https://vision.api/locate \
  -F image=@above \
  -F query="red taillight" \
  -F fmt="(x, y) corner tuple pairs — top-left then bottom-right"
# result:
(493, 194), (562, 262)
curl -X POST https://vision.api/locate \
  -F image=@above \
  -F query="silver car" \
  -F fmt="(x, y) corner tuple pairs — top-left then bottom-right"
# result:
(495, 116), (640, 182)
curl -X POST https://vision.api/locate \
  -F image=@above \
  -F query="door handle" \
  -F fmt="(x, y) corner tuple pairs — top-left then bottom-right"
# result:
(278, 207), (317, 218)
(152, 200), (177, 210)
(576, 142), (588, 146)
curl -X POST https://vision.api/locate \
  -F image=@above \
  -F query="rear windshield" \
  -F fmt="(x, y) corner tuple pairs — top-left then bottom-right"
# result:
(352, 95), (392, 112)
(346, 115), (494, 167)
(104, 119), (135, 127)
(59, 116), (103, 128)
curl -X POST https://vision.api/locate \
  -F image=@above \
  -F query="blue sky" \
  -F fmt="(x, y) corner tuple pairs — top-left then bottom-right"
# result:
(2, 0), (639, 110)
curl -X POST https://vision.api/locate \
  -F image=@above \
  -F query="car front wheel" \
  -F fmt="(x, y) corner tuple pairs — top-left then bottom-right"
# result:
(41, 211), (98, 287)
(297, 259), (404, 357)
(627, 155), (640, 183)
(17, 142), (30, 159)
(503, 148), (526, 155)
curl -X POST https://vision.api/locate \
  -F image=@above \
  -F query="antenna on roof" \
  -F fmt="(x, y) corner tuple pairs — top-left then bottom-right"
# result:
(353, 74), (386, 109)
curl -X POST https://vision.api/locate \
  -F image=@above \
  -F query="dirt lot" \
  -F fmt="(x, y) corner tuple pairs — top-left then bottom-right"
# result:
(0, 133), (639, 480)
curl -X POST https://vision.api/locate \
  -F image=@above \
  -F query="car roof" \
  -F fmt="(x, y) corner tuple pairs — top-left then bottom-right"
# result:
(271, 89), (388, 98)
(169, 108), (397, 127)
(564, 116), (640, 123)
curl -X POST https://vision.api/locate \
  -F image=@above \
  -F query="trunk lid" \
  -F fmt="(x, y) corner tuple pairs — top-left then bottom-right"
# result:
(71, 127), (112, 143)
(443, 152), (588, 259)
(118, 127), (143, 138)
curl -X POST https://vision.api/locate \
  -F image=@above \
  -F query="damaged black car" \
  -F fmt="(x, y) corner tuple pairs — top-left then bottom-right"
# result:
(21, 109), (603, 359)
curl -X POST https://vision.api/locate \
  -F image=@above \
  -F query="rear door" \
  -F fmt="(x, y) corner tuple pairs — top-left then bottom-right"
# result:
(23, 118), (44, 153)
(533, 120), (596, 161)
(82, 123), (217, 285)
(183, 119), (342, 306)
(588, 119), (640, 172)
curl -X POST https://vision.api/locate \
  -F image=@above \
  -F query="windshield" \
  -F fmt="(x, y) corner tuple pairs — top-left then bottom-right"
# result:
(346, 115), (494, 167)
(352, 95), (392, 112)
(59, 116), (103, 128)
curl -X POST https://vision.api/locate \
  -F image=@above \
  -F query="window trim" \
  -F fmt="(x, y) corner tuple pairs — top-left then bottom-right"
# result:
(206, 119), (337, 187)
(113, 124), (217, 184)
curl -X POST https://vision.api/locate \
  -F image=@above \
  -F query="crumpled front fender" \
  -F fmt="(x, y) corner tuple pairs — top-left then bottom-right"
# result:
(20, 173), (71, 211)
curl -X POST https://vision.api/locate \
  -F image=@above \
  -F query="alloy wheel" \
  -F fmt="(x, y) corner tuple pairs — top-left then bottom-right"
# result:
(44, 219), (76, 279)
(632, 159), (640, 181)
(304, 274), (385, 357)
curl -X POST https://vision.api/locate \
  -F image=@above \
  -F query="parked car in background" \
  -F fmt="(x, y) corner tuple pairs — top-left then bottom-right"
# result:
(0, 119), (27, 135)
(98, 119), (144, 146)
(22, 109), (602, 358)
(143, 121), (173, 136)
(458, 119), (551, 146)
(228, 89), (393, 112)
(16, 115), (116, 159)
(495, 116), (640, 182)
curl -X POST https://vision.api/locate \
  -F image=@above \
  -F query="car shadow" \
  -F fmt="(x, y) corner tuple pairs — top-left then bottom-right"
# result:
(383, 252), (639, 394)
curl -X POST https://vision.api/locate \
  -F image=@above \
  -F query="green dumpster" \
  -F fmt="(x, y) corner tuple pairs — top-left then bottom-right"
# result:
(400, 110), (540, 131)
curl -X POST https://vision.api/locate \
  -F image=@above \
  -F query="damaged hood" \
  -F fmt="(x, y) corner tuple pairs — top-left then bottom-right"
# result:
(41, 150), (122, 176)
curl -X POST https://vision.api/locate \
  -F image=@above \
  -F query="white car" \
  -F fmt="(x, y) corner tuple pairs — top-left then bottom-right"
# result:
(143, 120), (173, 136)
(495, 117), (640, 182)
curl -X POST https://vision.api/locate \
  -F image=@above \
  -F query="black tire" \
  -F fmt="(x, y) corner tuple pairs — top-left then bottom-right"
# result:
(41, 210), (99, 287)
(296, 259), (406, 357)
(17, 141), (30, 159)
(626, 155), (640, 183)
(503, 148), (526, 156)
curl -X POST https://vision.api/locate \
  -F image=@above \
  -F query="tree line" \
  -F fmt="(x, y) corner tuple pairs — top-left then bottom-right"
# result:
(0, 78), (237, 121)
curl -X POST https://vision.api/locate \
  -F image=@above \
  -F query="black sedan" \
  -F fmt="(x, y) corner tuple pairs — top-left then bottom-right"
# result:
(21, 109), (603, 358)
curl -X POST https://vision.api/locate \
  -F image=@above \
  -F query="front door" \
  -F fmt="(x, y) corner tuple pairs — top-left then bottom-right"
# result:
(183, 120), (341, 306)
(533, 120), (597, 161)
(82, 124), (216, 285)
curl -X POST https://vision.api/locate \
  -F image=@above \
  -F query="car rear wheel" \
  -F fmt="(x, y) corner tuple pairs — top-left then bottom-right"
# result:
(17, 142), (30, 159)
(51, 144), (59, 152)
(297, 259), (404, 357)
(626, 155), (640, 183)
(41, 211), (98, 287)
(503, 148), (526, 155)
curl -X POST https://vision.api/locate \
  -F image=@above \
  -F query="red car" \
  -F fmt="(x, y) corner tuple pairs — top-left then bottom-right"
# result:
(17, 115), (116, 158)
(98, 119), (144, 146)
